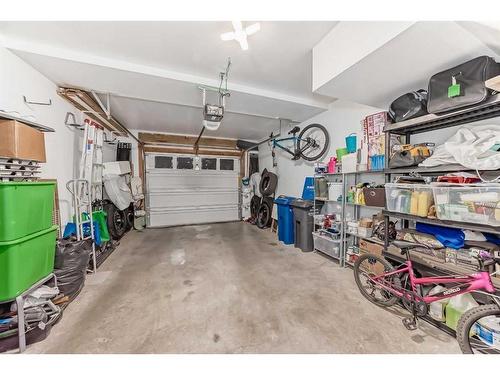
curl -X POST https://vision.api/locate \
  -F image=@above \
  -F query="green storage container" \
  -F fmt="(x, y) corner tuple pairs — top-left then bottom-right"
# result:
(0, 182), (55, 241)
(0, 225), (58, 302)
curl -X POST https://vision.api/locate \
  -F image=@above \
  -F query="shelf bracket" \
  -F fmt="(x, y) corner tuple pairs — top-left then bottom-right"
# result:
(91, 91), (111, 120)
(23, 96), (52, 106)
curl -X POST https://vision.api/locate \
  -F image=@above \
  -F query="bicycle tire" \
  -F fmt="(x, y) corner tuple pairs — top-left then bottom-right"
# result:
(456, 304), (500, 354)
(354, 253), (401, 307)
(298, 123), (330, 162)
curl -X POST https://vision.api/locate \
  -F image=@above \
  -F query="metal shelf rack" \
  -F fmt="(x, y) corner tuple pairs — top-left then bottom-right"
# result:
(313, 173), (345, 264)
(341, 170), (385, 267)
(382, 96), (500, 290)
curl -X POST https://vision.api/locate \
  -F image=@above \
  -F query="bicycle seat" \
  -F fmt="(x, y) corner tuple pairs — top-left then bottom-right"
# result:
(288, 126), (300, 135)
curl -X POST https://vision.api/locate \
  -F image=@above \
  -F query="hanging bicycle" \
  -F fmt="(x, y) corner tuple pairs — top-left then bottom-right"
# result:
(270, 123), (329, 162)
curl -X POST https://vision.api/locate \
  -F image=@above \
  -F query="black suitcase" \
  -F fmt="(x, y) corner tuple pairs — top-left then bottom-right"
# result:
(388, 89), (428, 122)
(427, 56), (500, 114)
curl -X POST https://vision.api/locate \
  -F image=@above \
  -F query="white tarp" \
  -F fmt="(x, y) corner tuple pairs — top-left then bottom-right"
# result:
(420, 125), (500, 170)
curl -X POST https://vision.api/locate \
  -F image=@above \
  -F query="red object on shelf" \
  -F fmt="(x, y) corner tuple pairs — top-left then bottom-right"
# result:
(437, 175), (481, 184)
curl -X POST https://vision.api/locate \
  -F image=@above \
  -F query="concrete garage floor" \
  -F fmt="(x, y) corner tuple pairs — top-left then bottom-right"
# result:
(27, 222), (460, 354)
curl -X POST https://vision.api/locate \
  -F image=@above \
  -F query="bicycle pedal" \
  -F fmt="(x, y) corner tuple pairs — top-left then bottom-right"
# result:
(291, 155), (300, 161)
(402, 317), (418, 331)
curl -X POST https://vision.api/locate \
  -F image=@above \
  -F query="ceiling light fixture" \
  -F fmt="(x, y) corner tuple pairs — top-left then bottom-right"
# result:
(220, 21), (260, 50)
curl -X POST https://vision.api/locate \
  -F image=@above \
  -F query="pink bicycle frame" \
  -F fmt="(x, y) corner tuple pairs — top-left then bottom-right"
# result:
(370, 259), (496, 303)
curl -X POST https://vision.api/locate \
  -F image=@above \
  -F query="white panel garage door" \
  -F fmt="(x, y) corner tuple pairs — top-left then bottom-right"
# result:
(146, 153), (240, 227)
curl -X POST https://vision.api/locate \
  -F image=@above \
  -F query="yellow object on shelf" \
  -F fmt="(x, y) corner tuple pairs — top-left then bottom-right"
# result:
(417, 191), (432, 217)
(410, 191), (419, 215)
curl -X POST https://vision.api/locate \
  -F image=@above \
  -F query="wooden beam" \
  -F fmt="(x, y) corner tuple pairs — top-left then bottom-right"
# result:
(139, 132), (238, 149)
(144, 146), (242, 157)
(57, 87), (129, 136)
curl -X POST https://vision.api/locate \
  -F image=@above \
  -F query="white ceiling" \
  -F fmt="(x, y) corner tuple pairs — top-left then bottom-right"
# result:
(0, 21), (335, 99)
(314, 21), (500, 109)
(0, 21), (336, 141)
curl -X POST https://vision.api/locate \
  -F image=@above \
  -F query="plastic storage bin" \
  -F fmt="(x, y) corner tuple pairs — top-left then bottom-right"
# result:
(0, 225), (58, 301)
(432, 183), (500, 226)
(0, 182), (55, 241)
(312, 232), (340, 259)
(385, 183), (434, 217)
(274, 196), (296, 245)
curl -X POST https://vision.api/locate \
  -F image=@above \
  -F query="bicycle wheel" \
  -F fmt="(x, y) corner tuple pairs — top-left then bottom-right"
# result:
(354, 253), (402, 307)
(298, 123), (329, 161)
(456, 304), (500, 354)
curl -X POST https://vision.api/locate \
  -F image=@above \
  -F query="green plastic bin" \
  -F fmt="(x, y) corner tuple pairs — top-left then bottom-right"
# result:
(0, 225), (58, 301)
(0, 182), (55, 241)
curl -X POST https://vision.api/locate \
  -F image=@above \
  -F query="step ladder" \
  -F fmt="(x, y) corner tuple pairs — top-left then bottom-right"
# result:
(79, 118), (104, 202)
(67, 118), (105, 273)
(66, 179), (97, 273)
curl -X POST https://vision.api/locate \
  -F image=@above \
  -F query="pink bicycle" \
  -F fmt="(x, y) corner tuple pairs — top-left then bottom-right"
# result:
(353, 240), (500, 354)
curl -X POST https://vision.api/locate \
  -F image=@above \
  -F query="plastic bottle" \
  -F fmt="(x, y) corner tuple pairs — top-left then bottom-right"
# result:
(410, 191), (419, 215)
(417, 191), (431, 217)
(428, 285), (450, 322)
(445, 293), (479, 331)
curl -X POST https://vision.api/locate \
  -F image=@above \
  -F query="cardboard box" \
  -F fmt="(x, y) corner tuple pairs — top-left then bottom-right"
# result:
(358, 248), (385, 274)
(358, 218), (373, 228)
(359, 238), (384, 257)
(0, 120), (46, 162)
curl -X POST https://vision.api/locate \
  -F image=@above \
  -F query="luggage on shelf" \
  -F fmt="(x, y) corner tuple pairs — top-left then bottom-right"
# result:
(388, 90), (428, 122)
(427, 56), (500, 114)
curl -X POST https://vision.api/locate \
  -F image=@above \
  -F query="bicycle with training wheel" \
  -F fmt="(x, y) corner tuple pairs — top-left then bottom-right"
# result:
(270, 123), (329, 162)
(353, 240), (500, 354)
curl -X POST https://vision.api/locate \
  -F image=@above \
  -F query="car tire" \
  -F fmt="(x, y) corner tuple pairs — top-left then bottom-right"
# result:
(104, 202), (127, 240)
(259, 170), (278, 196)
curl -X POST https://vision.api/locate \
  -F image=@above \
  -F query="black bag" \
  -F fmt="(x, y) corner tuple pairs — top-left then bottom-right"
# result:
(427, 56), (500, 114)
(388, 90), (428, 122)
(54, 238), (93, 299)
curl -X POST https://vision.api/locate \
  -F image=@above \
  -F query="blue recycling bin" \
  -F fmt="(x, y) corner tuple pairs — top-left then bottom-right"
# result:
(274, 195), (296, 245)
(302, 177), (315, 200)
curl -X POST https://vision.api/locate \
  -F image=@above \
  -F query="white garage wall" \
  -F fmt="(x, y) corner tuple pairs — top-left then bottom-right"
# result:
(259, 99), (383, 199)
(0, 46), (121, 226)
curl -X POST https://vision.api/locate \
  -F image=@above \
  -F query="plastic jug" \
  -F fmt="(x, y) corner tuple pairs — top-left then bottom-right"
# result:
(473, 316), (500, 349)
(445, 293), (479, 330)
(328, 157), (337, 174)
(428, 285), (450, 322)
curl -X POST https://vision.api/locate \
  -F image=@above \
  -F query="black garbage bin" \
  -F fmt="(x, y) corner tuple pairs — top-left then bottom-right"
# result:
(290, 199), (314, 252)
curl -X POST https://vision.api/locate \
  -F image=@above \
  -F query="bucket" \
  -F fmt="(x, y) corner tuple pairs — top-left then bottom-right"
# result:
(336, 148), (348, 160)
(328, 182), (343, 202)
(345, 133), (357, 153)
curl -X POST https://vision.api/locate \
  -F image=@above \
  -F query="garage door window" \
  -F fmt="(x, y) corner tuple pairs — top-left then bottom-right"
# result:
(177, 157), (193, 170)
(219, 159), (234, 171)
(154, 156), (173, 169)
(201, 158), (217, 170)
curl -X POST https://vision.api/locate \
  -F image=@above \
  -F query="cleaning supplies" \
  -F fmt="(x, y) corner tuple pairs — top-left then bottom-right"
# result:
(428, 285), (450, 322)
(445, 293), (479, 330)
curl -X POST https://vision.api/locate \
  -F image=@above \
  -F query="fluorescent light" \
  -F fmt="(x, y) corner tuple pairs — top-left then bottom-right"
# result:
(220, 21), (260, 50)
(245, 22), (260, 35)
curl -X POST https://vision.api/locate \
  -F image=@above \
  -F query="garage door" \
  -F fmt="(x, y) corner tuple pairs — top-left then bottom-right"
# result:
(145, 153), (240, 227)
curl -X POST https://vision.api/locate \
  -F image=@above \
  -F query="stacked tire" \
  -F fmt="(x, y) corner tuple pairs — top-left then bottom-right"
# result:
(255, 169), (278, 229)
